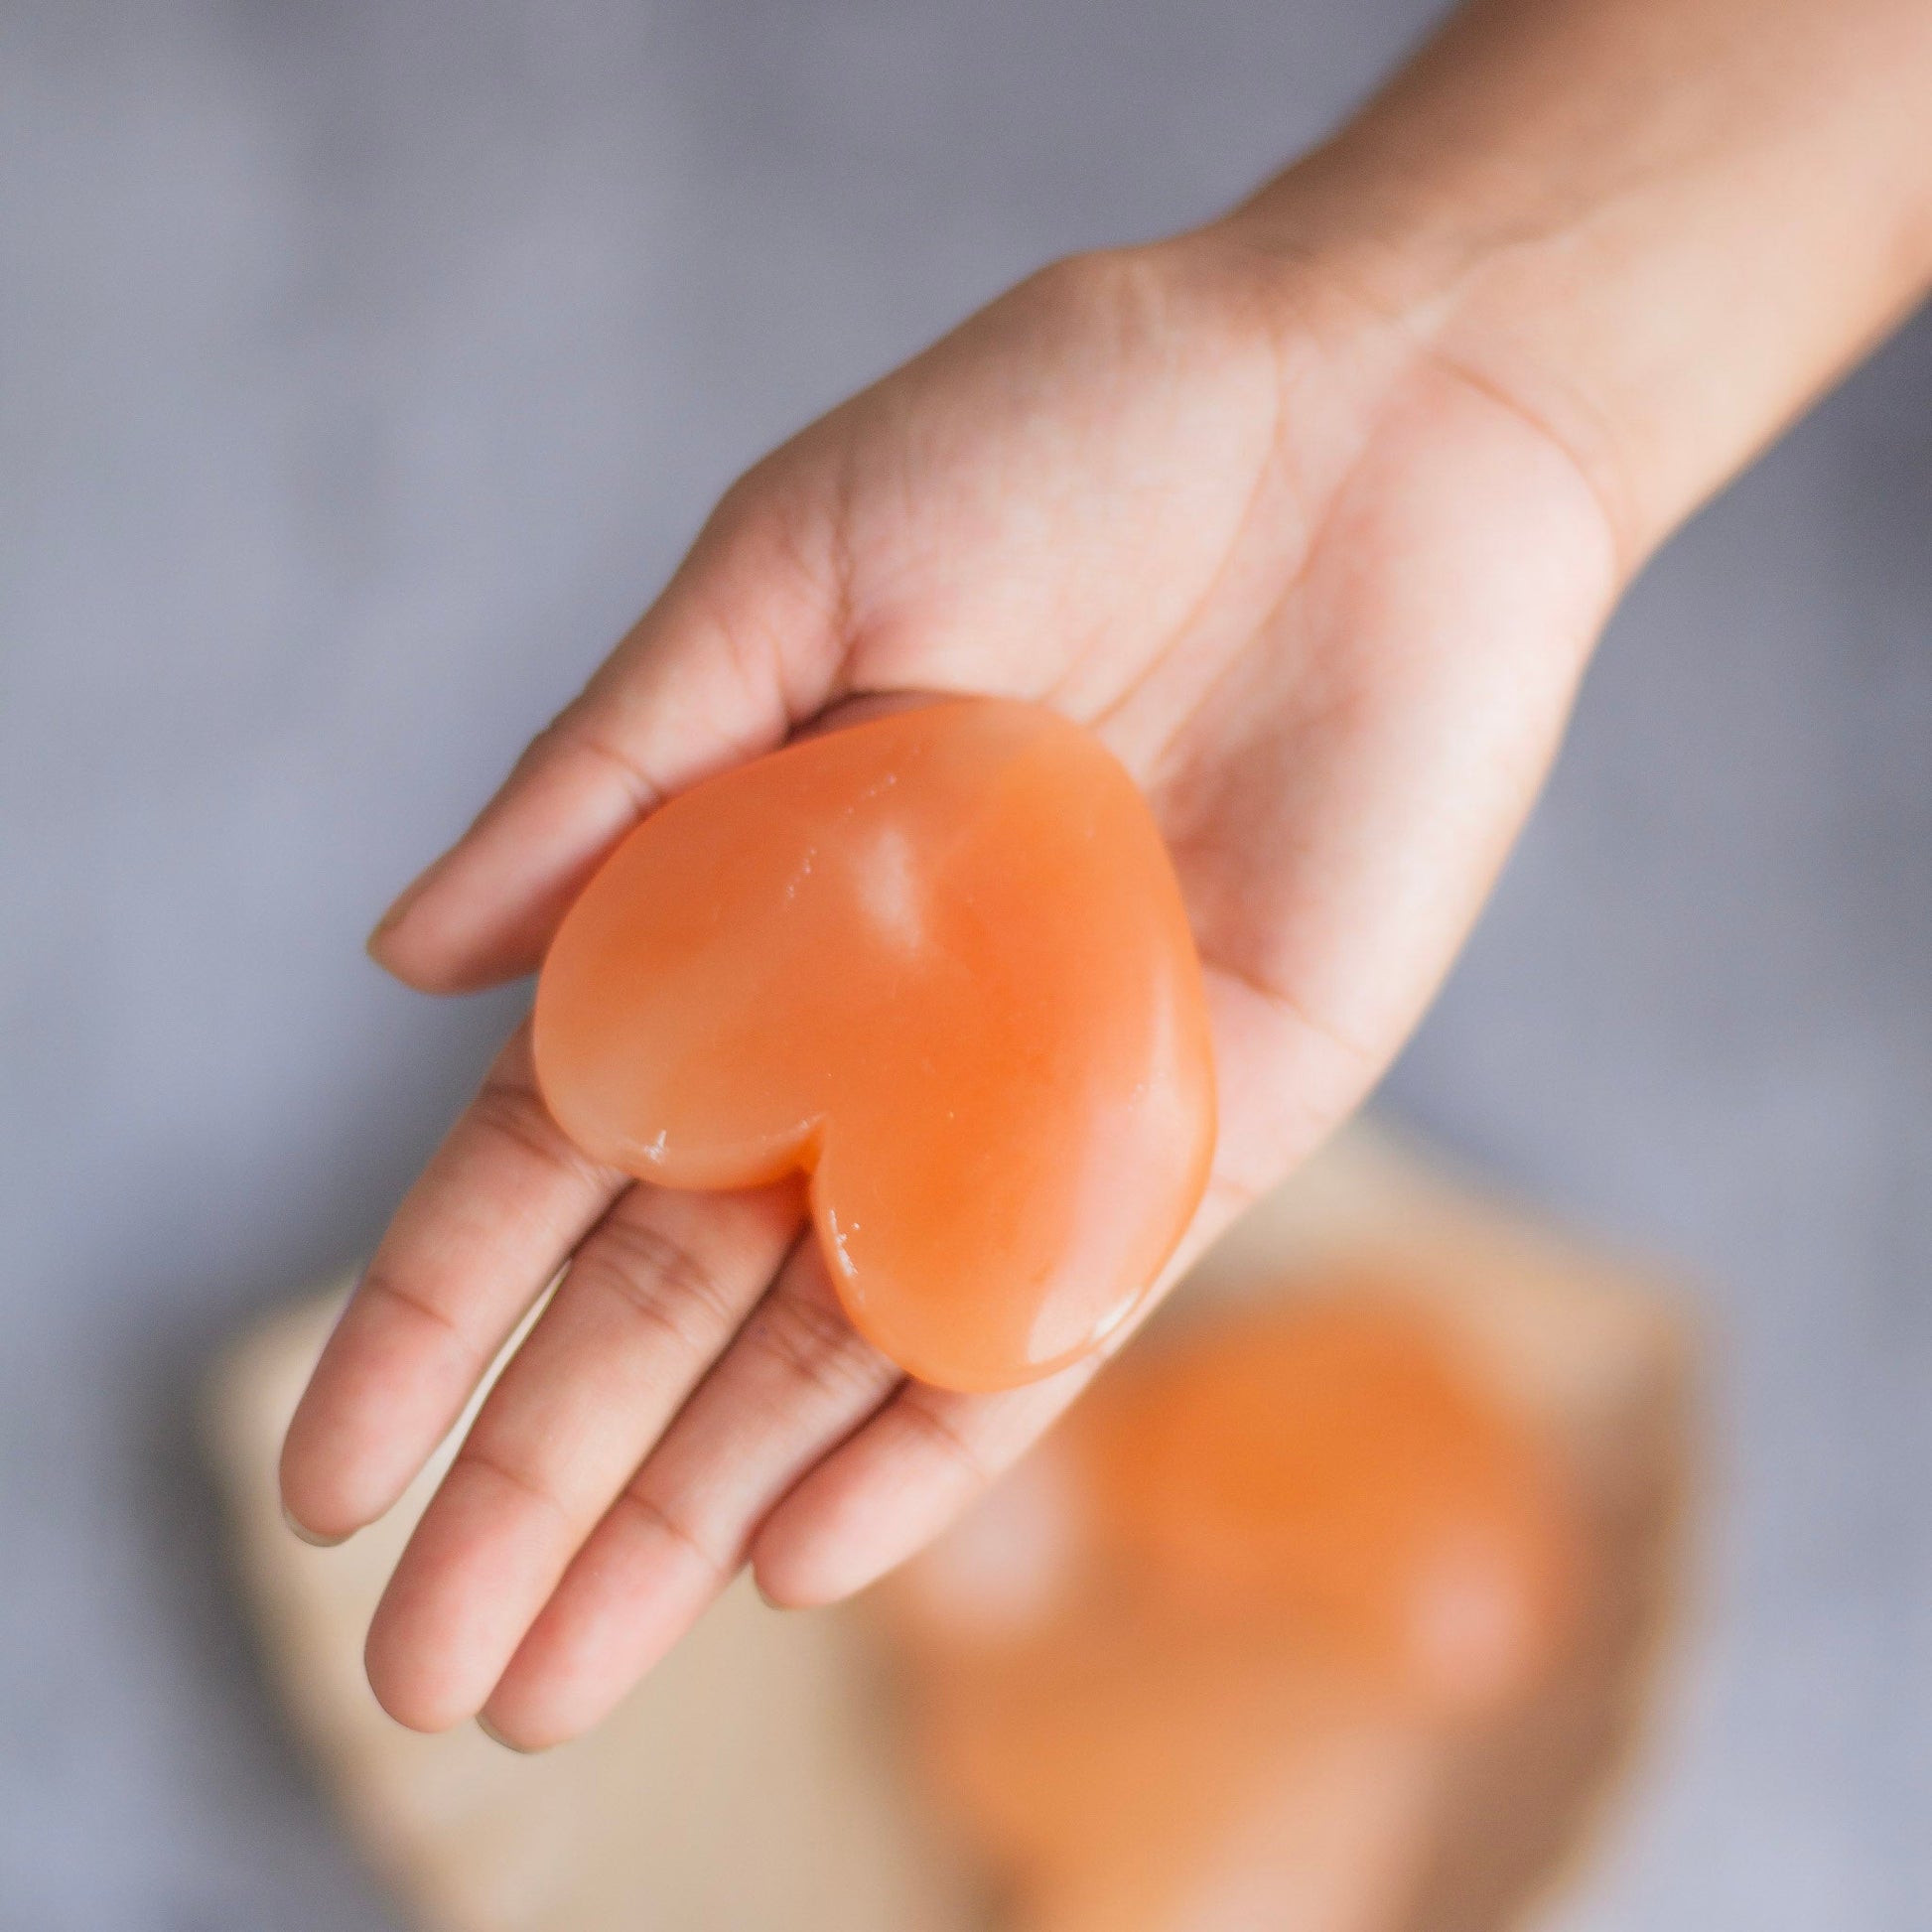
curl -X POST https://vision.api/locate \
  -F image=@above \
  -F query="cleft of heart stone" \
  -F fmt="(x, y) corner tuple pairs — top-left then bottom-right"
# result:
(532, 697), (1216, 1393)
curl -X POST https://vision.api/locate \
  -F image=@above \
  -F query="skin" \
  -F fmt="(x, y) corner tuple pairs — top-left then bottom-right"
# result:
(280, 0), (1932, 1748)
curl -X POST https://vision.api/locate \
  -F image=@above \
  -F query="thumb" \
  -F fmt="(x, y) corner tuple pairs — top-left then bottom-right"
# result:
(369, 468), (850, 994)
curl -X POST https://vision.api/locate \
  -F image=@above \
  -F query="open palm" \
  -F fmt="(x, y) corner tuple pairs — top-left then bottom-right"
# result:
(280, 226), (1618, 1748)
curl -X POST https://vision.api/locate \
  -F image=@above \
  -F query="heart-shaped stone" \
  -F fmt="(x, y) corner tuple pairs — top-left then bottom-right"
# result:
(532, 698), (1215, 1391)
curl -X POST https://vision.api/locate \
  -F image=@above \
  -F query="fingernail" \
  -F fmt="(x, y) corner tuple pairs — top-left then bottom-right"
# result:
(282, 1500), (350, 1549)
(477, 1715), (544, 1755)
(366, 862), (439, 955)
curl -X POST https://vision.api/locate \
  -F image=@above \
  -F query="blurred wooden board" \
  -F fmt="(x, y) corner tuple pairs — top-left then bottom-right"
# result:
(203, 1126), (1692, 1932)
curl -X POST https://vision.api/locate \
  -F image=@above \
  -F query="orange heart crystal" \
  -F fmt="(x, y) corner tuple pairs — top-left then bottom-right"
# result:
(532, 698), (1216, 1391)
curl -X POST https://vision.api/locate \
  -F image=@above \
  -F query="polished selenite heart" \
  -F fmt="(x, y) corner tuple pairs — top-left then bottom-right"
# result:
(531, 698), (1216, 1391)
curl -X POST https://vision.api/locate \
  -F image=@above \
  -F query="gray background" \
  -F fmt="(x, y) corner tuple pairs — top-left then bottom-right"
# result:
(2, 2), (1928, 1926)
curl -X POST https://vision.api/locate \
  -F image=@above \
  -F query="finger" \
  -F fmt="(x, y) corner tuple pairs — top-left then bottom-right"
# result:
(748, 1354), (1109, 1612)
(279, 1023), (623, 1542)
(361, 1178), (805, 1732)
(479, 1239), (902, 1749)
(745, 1164), (1267, 1611)
(369, 476), (849, 995)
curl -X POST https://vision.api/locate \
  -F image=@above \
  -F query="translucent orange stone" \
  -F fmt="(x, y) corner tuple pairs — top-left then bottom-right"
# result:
(1080, 1299), (1578, 1712)
(532, 698), (1216, 1391)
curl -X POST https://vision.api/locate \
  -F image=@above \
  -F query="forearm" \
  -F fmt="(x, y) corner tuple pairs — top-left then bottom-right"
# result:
(1227, 0), (1932, 571)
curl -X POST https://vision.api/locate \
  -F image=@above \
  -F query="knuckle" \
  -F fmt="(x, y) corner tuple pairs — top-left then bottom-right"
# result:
(707, 464), (767, 535)
(614, 1487), (732, 1580)
(1022, 243), (1168, 326)
(575, 1218), (740, 1355)
(749, 1288), (883, 1402)
(896, 1395), (990, 1486)
(704, 454), (793, 547)
(356, 1267), (466, 1348)
(469, 1073), (599, 1183)
(452, 1438), (570, 1531)
(536, 713), (661, 816)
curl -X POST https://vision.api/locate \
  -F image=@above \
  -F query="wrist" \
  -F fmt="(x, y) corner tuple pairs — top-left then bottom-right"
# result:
(1198, 160), (1651, 582)
(1208, 0), (1932, 575)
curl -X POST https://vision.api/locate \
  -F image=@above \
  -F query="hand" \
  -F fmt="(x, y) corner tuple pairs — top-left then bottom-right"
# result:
(279, 220), (1617, 1747)
(280, 0), (1932, 1750)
